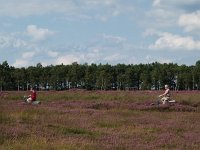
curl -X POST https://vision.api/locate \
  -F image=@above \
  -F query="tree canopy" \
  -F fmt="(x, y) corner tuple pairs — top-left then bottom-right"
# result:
(1, 61), (200, 91)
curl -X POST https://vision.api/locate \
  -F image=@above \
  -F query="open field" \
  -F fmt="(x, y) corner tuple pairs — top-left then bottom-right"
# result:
(0, 90), (200, 150)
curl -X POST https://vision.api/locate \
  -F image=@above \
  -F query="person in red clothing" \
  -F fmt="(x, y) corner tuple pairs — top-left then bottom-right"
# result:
(24, 87), (37, 103)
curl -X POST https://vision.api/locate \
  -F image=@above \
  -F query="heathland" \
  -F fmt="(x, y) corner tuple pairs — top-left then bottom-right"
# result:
(0, 90), (199, 150)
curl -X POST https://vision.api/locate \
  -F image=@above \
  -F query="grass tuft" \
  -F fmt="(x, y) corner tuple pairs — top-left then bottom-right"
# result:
(47, 124), (96, 137)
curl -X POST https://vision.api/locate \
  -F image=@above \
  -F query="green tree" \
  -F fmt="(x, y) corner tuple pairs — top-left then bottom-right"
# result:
(85, 63), (97, 90)
(0, 61), (12, 90)
(96, 64), (112, 90)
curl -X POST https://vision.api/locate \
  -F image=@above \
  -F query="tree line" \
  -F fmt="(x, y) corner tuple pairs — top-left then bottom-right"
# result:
(0, 60), (200, 91)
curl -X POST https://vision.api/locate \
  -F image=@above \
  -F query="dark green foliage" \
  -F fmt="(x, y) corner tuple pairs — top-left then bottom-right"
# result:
(1, 60), (200, 91)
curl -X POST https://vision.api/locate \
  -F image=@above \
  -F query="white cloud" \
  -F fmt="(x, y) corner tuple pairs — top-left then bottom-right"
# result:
(0, 0), (75, 17)
(52, 33), (129, 65)
(13, 50), (37, 67)
(93, 1), (134, 22)
(149, 0), (200, 29)
(13, 59), (29, 68)
(158, 58), (172, 64)
(0, 0), (135, 23)
(148, 9), (174, 19)
(146, 8), (179, 27)
(143, 29), (162, 37)
(178, 11), (200, 32)
(22, 51), (35, 58)
(47, 50), (58, 58)
(145, 55), (172, 64)
(0, 36), (11, 48)
(102, 34), (126, 44)
(0, 35), (26, 48)
(153, 0), (200, 9)
(153, 0), (161, 7)
(26, 25), (54, 41)
(149, 32), (200, 50)
(84, 0), (115, 6)
(13, 39), (27, 48)
(104, 53), (126, 62)
(56, 54), (80, 65)
(53, 46), (103, 65)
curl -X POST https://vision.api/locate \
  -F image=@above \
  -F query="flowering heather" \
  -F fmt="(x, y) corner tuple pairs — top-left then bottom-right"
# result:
(0, 90), (199, 149)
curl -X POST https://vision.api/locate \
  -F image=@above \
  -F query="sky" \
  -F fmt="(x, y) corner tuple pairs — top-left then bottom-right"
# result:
(0, 0), (200, 67)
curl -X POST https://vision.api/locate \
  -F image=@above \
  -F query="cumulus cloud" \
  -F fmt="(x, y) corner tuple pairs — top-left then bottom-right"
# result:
(13, 51), (36, 67)
(26, 25), (54, 41)
(178, 11), (200, 32)
(149, 32), (200, 50)
(50, 33), (130, 65)
(149, 0), (200, 28)
(10, 32), (132, 67)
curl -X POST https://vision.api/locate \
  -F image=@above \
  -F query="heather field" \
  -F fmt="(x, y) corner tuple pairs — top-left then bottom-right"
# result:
(0, 90), (199, 150)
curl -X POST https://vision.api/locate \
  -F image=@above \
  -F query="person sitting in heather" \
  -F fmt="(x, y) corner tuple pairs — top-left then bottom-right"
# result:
(159, 84), (170, 104)
(24, 87), (37, 103)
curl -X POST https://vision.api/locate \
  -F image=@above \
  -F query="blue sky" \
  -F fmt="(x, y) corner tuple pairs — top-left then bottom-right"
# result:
(0, 0), (200, 67)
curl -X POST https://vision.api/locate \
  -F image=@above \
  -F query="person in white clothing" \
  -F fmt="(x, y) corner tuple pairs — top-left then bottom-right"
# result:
(159, 85), (170, 104)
